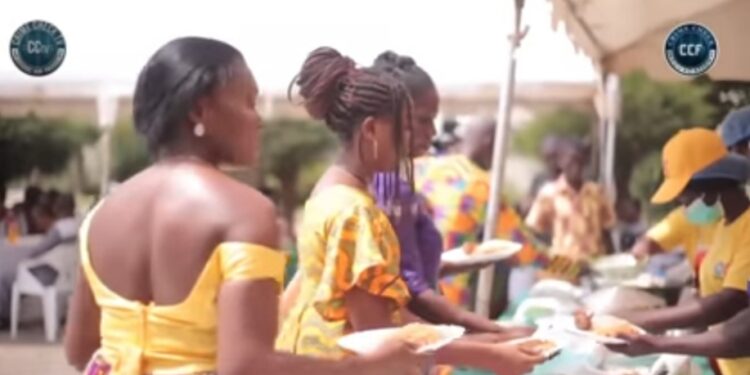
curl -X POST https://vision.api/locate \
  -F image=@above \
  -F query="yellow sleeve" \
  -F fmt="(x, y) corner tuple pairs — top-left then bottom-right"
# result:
(646, 208), (693, 252)
(218, 242), (286, 286)
(313, 205), (410, 321)
(725, 234), (750, 291)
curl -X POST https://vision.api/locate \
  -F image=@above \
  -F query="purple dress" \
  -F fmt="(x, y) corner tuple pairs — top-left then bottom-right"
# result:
(373, 173), (444, 296)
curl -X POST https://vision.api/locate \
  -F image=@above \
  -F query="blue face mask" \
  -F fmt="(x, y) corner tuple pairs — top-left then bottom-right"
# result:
(685, 195), (723, 225)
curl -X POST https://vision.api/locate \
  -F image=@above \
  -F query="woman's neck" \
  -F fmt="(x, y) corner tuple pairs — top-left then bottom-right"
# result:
(333, 155), (371, 188)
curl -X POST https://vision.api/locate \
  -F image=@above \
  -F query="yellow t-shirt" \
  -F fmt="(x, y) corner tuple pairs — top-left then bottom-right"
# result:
(275, 185), (410, 359)
(646, 207), (716, 266)
(698, 210), (750, 375)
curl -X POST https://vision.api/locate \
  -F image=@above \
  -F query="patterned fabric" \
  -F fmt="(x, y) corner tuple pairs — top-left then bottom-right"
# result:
(79, 206), (286, 375)
(84, 352), (216, 375)
(373, 173), (444, 296)
(276, 185), (410, 359)
(414, 155), (540, 307)
(525, 176), (616, 262)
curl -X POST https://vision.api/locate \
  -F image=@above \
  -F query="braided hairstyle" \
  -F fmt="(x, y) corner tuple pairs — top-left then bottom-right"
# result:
(372, 51), (435, 99)
(290, 47), (414, 196)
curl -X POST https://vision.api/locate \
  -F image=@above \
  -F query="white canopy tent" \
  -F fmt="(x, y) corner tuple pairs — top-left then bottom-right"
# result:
(550, 0), (750, 200)
(476, 0), (750, 317)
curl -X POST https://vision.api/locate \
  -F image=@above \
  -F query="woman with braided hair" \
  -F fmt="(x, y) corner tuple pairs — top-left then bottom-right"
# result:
(277, 47), (545, 375)
(370, 51), (533, 339)
(63, 37), (423, 375)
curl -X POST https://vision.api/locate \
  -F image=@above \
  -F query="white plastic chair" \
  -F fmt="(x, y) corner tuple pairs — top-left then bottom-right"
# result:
(10, 242), (79, 342)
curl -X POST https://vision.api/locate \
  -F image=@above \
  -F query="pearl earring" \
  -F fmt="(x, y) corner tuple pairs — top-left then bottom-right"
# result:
(193, 123), (206, 138)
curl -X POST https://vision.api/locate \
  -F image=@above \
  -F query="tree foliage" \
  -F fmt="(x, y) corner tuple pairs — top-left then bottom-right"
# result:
(0, 114), (99, 186)
(111, 121), (150, 182)
(513, 108), (593, 156)
(260, 118), (337, 221)
(614, 71), (714, 199)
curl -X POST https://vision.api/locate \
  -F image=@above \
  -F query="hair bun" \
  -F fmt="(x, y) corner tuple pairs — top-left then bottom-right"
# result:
(374, 50), (416, 72)
(294, 47), (355, 120)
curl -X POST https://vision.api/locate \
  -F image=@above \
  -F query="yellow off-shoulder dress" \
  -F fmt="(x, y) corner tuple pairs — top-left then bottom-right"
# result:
(78, 209), (286, 375)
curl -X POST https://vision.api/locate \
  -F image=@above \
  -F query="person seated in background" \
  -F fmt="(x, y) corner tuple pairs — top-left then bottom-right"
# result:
(525, 140), (616, 279)
(0, 193), (80, 328)
(30, 203), (56, 235)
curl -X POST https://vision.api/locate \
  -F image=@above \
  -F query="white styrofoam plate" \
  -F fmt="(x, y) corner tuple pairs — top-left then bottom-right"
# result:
(441, 239), (523, 266)
(338, 325), (465, 354)
(564, 315), (646, 345)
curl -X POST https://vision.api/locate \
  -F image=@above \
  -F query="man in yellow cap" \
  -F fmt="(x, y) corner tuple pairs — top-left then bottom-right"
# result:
(608, 128), (750, 375)
(633, 113), (750, 271)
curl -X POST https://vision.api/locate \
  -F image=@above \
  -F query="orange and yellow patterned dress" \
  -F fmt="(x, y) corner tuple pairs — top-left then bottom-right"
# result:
(415, 155), (540, 307)
(275, 185), (410, 358)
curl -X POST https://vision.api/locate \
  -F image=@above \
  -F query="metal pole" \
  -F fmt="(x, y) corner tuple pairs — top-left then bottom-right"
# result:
(97, 90), (118, 197)
(474, 0), (525, 317)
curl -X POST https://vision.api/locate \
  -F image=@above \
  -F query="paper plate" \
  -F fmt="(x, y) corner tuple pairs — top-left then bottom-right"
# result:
(507, 337), (562, 359)
(441, 239), (523, 266)
(338, 325), (465, 354)
(564, 315), (646, 345)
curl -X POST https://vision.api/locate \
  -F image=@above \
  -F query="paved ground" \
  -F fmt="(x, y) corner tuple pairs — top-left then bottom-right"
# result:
(0, 324), (77, 375)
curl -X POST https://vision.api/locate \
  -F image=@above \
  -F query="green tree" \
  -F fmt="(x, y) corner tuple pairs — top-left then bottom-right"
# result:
(260, 118), (336, 223)
(0, 114), (99, 187)
(111, 121), (150, 182)
(614, 71), (714, 199)
(513, 108), (593, 155)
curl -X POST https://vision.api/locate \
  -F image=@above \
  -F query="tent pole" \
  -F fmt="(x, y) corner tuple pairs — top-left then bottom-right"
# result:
(474, 0), (525, 317)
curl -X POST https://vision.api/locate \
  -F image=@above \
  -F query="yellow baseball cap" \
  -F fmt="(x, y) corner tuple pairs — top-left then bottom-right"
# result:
(651, 128), (727, 204)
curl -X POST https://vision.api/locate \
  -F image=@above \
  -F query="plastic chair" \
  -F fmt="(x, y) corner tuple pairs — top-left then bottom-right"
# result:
(10, 242), (79, 342)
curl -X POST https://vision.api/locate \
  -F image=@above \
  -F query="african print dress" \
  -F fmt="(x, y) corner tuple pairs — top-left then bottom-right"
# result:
(276, 184), (410, 358)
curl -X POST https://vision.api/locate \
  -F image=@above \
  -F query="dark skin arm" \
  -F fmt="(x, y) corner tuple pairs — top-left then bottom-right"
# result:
(631, 236), (664, 260)
(607, 308), (750, 358)
(621, 289), (748, 332)
(63, 268), (102, 371)
(409, 289), (533, 339)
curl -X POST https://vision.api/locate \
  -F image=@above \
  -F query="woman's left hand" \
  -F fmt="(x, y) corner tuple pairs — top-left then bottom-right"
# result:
(605, 333), (662, 357)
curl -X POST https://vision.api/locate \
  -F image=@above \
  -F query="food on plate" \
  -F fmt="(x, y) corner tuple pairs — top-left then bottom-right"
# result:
(515, 338), (557, 353)
(462, 240), (521, 256)
(462, 242), (479, 255)
(593, 321), (642, 338)
(391, 323), (443, 347)
(574, 312), (643, 338)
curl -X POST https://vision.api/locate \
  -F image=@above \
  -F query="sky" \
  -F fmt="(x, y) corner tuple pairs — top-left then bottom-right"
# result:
(0, 0), (597, 93)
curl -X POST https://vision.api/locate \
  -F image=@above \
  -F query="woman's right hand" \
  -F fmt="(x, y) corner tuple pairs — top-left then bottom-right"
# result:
(485, 342), (546, 375)
(361, 340), (428, 375)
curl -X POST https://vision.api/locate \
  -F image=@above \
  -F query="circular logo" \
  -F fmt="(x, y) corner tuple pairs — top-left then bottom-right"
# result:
(9, 20), (66, 77)
(665, 23), (718, 76)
